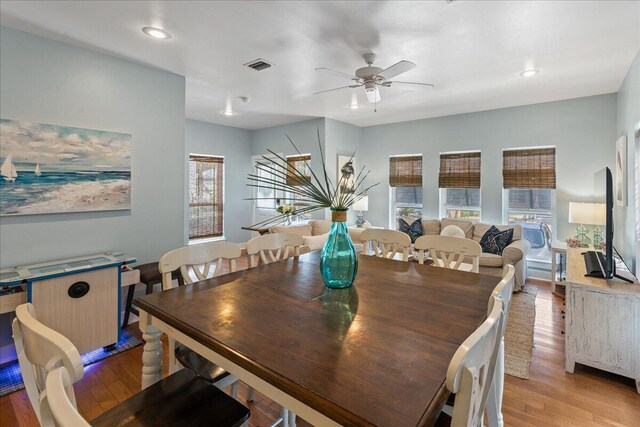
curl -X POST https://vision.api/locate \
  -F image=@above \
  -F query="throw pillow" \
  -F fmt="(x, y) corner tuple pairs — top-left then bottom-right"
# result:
(398, 218), (423, 243)
(440, 225), (465, 238)
(480, 225), (514, 255)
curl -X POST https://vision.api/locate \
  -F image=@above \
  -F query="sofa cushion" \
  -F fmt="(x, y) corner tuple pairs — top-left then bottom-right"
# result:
(309, 219), (331, 236)
(474, 223), (522, 242)
(479, 252), (504, 267)
(479, 225), (514, 255)
(440, 218), (474, 239)
(269, 224), (312, 236)
(398, 218), (423, 243)
(440, 225), (465, 238)
(421, 219), (441, 235)
(303, 233), (329, 251)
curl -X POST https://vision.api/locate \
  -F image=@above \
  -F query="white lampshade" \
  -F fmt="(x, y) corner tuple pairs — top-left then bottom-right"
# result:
(352, 196), (369, 212)
(568, 202), (606, 225)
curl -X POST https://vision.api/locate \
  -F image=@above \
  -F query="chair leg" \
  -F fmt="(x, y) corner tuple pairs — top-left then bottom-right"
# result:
(168, 338), (179, 374)
(289, 412), (297, 427)
(121, 284), (136, 329)
(230, 381), (238, 399)
(486, 340), (505, 427)
(280, 407), (289, 427)
(145, 282), (154, 295)
(247, 386), (255, 402)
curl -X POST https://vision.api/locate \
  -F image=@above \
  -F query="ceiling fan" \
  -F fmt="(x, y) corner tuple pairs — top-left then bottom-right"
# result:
(314, 52), (434, 104)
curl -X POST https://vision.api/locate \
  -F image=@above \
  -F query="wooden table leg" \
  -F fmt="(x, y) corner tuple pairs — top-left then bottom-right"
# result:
(139, 310), (163, 389)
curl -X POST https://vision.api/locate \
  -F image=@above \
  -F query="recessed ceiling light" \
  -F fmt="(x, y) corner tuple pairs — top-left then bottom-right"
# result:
(348, 103), (360, 110)
(519, 69), (539, 78)
(142, 27), (172, 40)
(220, 109), (235, 117)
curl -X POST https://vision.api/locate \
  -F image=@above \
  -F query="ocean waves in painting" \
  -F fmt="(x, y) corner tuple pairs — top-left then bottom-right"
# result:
(0, 170), (131, 215)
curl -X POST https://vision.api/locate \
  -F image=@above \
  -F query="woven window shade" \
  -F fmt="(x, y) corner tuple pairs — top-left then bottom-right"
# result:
(438, 152), (481, 188)
(503, 148), (556, 189)
(389, 155), (422, 187)
(189, 155), (224, 239)
(286, 154), (311, 186)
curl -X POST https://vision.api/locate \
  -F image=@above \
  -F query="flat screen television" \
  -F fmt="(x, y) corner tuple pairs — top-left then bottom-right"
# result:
(586, 167), (633, 283)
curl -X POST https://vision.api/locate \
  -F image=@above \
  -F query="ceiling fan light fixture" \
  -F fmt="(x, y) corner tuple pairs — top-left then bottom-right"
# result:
(519, 69), (539, 78)
(220, 109), (235, 117)
(141, 27), (172, 40)
(348, 103), (360, 110)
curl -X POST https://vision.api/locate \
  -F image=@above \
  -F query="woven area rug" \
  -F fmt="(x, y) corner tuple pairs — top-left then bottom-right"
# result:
(0, 330), (143, 397)
(504, 286), (537, 379)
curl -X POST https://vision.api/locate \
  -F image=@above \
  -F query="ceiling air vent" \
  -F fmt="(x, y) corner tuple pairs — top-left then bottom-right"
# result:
(244, 58), (273, 71)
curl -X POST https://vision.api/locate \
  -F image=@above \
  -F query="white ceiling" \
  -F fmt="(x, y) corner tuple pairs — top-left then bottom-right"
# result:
(1, 1), (639, 130)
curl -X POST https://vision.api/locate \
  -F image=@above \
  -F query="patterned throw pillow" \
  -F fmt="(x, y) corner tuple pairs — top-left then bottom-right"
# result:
(398, 218), (423, 243)
(479, 225), (514, 255)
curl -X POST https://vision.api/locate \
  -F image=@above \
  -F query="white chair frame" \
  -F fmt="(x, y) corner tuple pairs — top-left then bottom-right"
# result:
(360, 229), (411, 261)
(42, 366), (92, 427)
(159, 241), (243, 394)
(12, 303), (83, 426)
(414, 235), (482, 273)
(485, 265), (516, 427)
(246, 232), (305, 268)
(445, 297), (504, 427)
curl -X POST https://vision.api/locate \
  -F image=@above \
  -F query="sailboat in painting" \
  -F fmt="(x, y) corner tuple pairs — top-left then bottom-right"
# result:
(34, 163), (41, 177)
(1, 154), (18, 182)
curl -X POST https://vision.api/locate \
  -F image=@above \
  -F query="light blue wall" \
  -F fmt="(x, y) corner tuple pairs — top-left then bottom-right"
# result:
(615, 50), (640, 274)
(0, 27), (186, 267)
(359, 94), (618, 243)
(185, 119), (253, 243)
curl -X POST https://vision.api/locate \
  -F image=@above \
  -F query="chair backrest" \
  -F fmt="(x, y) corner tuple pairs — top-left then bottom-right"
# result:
(159, 241), (243, 290)
(41, 366), (91, 427)
(414, 235), (482, 272)
(360, 229), (411, 261)
(446, 297), (504, 427)
(12, 303), (83, 423)
(246, 232), (305, 268)
(489, 264), (515, 336)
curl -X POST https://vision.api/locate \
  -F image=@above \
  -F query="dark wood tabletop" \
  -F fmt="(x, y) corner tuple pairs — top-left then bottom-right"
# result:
(135, 252), (499, 427)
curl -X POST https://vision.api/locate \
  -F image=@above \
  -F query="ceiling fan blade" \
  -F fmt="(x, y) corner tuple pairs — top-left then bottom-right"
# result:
(383, 81), (435, 90)
(366, 87), (381, 103)
(313, 84), (361, 95)
(378, 60), (416, 80)
(315, 67), (360, 81)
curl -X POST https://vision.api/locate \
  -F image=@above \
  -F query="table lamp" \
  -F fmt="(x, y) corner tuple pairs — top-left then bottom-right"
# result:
(568, 202), (605, 246)
(353, 196), (369, 228)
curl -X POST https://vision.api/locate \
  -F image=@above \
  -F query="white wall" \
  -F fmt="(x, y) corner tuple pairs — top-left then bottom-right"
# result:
(615, 50), (639, 274)
(359, 94), (617, 244)
(185, 119), (253, 243)
(0, 27), (186, 267)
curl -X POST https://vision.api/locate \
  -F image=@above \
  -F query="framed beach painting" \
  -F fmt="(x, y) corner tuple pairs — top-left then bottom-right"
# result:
(0, 119), (131, 216)
(615, 135), (627, 206)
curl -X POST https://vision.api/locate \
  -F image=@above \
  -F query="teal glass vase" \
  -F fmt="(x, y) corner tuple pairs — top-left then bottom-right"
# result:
(320, 209), (358, 289)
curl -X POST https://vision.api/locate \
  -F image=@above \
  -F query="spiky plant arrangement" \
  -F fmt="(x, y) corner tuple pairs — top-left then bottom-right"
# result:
(247, 129), (378, 228)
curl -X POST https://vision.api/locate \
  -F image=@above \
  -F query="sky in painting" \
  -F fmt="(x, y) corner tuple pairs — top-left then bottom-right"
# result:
(0, 119), (131, 171)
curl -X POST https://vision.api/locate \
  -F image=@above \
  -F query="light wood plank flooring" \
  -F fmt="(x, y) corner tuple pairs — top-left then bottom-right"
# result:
(1, 281), (639, 426)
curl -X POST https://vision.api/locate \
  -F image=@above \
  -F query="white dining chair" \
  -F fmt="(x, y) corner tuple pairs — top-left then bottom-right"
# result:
(414, 235), (482, 273)
(485, 265), (516, 427)
(13, 303), (250, 427)
(360, 228), (412, 261)
(159, 241), (243, 396)
(439, 296), (504, 427)
(246, 232), (306, 268)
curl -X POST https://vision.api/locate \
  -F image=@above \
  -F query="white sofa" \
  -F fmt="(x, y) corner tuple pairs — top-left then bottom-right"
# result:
(268, 220), (365, 252)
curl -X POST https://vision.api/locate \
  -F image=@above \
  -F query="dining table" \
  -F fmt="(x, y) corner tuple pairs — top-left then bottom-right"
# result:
(134, 251), (500, 427)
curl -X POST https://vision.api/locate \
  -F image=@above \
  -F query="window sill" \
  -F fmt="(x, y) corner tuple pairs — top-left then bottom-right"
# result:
(189, 236), (225, 245)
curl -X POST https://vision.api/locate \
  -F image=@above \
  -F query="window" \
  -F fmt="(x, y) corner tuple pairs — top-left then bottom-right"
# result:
(286, 154), (312, 212)
(189, 155), (224, 240)
(438, 151), (481, 221)
(502, 147), (556, 262)
(389, 155), (422, 228)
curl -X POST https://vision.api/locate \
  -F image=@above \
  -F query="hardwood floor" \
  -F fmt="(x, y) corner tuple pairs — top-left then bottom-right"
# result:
(1, 281), (639, 426)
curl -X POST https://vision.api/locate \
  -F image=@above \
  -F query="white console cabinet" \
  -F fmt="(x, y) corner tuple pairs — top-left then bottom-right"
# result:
(564, 248), (640, 393)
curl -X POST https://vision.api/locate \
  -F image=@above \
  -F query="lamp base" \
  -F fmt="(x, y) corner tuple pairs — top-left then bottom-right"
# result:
(575, 224), (592, 246)
(355, 211), (365, 228)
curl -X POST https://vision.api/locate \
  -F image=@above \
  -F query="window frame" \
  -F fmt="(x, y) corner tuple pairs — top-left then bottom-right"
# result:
(390, 186), (424, 230)
(188, 153), (225, 243)
(285, 153), (312, 214)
